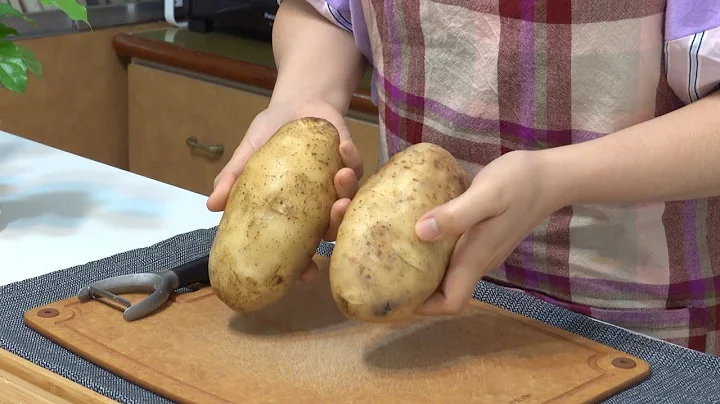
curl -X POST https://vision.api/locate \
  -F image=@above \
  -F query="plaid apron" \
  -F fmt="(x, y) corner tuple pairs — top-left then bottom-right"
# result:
(358, 0), (720, 355)
(301, 0), (720, 355)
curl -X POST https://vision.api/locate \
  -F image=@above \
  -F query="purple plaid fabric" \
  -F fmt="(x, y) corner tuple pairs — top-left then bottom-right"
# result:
(298, 0), (720, 355)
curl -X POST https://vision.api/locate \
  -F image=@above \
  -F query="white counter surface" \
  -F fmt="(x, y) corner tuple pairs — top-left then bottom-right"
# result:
(0, 131), (222, 287)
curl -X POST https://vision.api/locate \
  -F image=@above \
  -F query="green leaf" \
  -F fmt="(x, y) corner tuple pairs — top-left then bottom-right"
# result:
(0, 4), (35, 25)
(39, 0), (89, 26)
(0, 39), (27, 93)
(17, 45), (41, 78)
(0, 24), (20, 39)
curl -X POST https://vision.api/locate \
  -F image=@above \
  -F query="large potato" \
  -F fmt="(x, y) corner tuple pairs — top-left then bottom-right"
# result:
(209, 117), (342, 313)
(329, 143), (470, 322)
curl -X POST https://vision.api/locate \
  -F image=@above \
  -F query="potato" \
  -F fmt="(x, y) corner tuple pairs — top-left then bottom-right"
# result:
(329, 143), (470, 322)
(209, 117), (342, 313)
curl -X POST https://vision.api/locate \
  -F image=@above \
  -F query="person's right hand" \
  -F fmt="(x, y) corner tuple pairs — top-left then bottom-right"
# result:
(206, 100), (364, 281)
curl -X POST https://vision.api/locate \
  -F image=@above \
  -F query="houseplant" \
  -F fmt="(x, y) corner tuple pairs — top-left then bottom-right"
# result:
(0, 0), (89, 93)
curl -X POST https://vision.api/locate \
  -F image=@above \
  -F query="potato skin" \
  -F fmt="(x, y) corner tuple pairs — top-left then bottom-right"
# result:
(209, 117), (342, 313)
(329, 143), (470, 322)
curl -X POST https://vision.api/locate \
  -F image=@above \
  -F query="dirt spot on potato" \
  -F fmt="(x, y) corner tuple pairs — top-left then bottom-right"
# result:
(358, 264), (373, 282)
(374, 301), (396, 317)
(369, 222), (390, 238)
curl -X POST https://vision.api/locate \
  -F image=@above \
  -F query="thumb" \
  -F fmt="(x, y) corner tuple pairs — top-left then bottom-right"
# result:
(206, 138), (257, 212)
(415, 184), (501, 241)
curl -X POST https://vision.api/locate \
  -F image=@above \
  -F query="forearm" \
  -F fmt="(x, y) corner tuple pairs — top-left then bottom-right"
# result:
(540, 89), (720, 208)
(270, 0), (366, 114)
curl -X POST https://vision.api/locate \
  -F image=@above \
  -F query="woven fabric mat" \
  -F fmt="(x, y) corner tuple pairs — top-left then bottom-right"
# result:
(1, 227), (719, 403)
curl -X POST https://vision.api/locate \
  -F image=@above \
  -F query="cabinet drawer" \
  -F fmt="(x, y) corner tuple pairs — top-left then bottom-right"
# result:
(129, 62), (381, 197)
(129, 63), (271, 196)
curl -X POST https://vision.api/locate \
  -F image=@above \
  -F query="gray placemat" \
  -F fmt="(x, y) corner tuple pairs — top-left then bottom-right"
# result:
(1, 227), (719, 403)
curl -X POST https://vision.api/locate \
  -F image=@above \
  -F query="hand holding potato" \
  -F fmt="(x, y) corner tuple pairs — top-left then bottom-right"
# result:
(329, 143), (470, 322)
(207, 101), (363, 281)
(209, 117), (356, 312)
(413, 150), (558, 317)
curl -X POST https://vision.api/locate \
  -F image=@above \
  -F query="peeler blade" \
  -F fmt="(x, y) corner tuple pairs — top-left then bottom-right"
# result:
(76, 255), (210, 321)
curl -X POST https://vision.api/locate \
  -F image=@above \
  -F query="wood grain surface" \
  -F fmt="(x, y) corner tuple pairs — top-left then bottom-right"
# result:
(24, 256), (650, 404)
(0, 348), (116, 403)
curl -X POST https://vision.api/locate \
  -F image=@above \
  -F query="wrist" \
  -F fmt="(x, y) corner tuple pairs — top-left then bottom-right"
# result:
(269, 97), (344, 123)
(269, 46), (366, 115)
(532, 148), (578, 212)
(263, 97), (351, 145)
(269, 84), (353, 116)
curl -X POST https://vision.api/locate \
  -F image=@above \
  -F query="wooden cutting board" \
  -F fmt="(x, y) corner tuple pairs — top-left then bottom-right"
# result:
(0, 347), (116, 404)
(23, 256), (650, 404)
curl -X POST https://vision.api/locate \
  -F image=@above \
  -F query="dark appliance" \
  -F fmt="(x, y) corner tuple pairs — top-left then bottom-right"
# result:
(185, 0), (279, 41)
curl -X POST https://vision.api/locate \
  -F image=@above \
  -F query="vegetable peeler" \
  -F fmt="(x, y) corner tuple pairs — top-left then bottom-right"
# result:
(76, 255), (210, 322)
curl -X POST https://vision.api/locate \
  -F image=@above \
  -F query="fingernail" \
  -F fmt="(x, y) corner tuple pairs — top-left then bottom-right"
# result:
(416, 218), (440, 240)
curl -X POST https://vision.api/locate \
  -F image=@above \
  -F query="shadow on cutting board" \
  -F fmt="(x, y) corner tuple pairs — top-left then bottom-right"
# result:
(226, 259), (540, 372)
(227, 265), (352, 336)
(361, 313), (535, 371)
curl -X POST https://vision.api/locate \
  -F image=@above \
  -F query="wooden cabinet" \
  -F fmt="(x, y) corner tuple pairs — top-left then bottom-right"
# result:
(128, 62), (381, 196)
(129, 62), (270, 195)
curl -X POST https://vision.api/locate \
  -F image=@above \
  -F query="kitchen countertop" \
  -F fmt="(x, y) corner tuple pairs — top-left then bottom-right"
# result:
(112, 27), (377, 116)
(0, 130), (222, 287)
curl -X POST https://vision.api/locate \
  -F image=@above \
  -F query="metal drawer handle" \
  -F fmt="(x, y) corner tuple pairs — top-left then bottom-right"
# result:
(186, 136), (224, 155)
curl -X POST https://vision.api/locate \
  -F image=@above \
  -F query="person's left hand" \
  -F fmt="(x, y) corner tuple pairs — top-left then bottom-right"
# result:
(412, 150), (564, 316)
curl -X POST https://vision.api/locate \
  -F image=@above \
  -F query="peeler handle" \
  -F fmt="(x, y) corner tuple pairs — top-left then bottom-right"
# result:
(172, 255), (210, 287)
